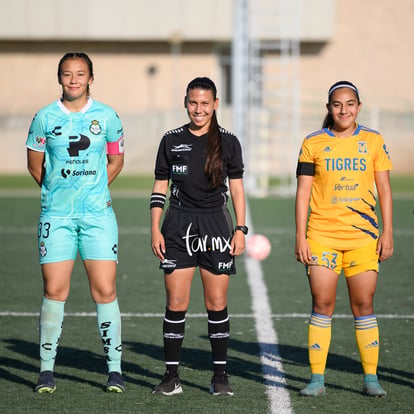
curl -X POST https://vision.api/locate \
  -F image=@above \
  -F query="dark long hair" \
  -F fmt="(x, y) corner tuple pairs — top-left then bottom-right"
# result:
(323, 80), (360, 129)
(57, 52), (94, 96)
(186, 77), (222, 189)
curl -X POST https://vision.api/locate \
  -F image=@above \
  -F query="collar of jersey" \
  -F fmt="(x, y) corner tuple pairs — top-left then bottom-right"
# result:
(58, 97), (93, 115)
(325, 123), (361, 137)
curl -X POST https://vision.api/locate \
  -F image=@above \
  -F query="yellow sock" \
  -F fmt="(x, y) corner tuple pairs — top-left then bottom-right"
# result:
(355, 315), (379, 375)
(308, 312), (332, 375)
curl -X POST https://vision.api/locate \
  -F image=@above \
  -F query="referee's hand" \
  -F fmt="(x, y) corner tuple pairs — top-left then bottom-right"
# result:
(230, 232), (245, 256)
(151, 229), (166, 261)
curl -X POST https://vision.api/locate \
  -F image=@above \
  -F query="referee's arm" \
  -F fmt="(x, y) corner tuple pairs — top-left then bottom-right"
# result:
(229, 178), (246, 256)
(150, 179), (169, 260)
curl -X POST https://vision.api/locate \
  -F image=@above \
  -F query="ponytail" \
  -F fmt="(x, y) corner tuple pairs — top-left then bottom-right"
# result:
(322, 113), (334, 129)
(205, 111), (222, 189)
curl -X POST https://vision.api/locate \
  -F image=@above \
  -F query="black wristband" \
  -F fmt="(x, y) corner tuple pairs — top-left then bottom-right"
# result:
(235, 225), (248, 235)
(150, 192), (166, 209)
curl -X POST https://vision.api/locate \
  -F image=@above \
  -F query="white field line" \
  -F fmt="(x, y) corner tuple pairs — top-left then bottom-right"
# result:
(244, 206), (293, 414)
(1, 189), (413, 200)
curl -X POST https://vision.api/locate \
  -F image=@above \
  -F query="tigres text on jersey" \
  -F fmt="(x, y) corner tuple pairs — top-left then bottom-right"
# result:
(297, 124), (392, 249)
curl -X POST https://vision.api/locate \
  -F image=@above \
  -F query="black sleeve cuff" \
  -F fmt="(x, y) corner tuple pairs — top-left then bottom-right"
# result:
(296, 162), (315, 177)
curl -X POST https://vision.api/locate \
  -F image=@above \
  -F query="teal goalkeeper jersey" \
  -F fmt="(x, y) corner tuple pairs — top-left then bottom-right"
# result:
(26, 98), (125, 218)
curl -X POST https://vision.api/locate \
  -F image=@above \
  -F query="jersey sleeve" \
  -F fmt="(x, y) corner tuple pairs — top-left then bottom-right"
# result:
(298, 138), (314, 163)
(26, 112), (46, 152)
(226, 136), (244, 179)
(373, 134), (392, 171)
(296, 138), (315, 176)
(106, 110), (125, 155)
(154, 135), (171, 180)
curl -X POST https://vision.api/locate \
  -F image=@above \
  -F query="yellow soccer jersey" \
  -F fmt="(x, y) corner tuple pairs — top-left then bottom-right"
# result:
(297, 124), (392, 249)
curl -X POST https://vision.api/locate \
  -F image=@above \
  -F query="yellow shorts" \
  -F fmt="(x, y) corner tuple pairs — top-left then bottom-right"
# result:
(306, 239), (379, 277)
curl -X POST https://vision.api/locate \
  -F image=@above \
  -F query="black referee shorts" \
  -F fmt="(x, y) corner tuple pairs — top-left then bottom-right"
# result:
(159, 205), (236, 275)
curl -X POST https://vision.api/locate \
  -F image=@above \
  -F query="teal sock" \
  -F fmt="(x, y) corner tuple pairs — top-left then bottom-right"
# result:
(310, 373), (325, 384)
(96, 299), (122, 373)
(39, 296), (65, 372)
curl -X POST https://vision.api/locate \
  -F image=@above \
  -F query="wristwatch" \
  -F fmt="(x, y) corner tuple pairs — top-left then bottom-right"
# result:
(235, 225), (249, 235)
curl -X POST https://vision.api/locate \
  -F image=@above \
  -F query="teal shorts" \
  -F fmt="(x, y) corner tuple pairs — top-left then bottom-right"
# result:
(37, 208), (119, 264)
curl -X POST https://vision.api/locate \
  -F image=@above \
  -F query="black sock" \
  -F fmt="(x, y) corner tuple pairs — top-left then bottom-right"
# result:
(163, 307), (186, 373)
(207, 307), (230, 375)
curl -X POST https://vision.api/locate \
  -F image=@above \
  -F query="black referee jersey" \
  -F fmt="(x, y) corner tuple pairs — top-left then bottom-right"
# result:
(154, 124), (244, 209)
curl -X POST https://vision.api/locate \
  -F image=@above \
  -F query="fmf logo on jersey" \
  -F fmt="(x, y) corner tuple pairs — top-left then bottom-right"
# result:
(182, 223), (231, 256)
(172, 164), (188, 175)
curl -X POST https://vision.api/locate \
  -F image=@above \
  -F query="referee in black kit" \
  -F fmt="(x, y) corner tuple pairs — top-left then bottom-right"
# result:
(150, 77), (247, 396)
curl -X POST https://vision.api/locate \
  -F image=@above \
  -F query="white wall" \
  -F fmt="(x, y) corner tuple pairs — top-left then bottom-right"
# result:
(0, 0), (334, 41)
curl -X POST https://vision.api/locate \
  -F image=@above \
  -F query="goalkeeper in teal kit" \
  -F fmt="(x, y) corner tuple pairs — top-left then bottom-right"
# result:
(26, 52), (125, 394)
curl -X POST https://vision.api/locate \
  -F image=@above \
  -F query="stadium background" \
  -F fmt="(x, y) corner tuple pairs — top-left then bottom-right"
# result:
(0, 0), (413, 193)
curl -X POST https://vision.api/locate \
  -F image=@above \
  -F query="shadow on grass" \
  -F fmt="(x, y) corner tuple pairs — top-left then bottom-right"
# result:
(2, 337), (413, 393)
(276, 342), (414, 392)
(1, 338), (155, 391)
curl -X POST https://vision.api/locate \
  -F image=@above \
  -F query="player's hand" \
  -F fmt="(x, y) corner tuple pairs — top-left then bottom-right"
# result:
(230, 231), (246, 256)
(151, 229), (166, 261)
(377, 232), (394, 262)
(295, 238), (312, 264)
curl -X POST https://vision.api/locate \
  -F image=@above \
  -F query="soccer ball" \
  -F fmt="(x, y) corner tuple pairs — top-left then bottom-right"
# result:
(246, 234), (271, 261)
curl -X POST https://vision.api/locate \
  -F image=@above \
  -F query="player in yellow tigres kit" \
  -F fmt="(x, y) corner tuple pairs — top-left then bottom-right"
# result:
(295, 81), (393, 397)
